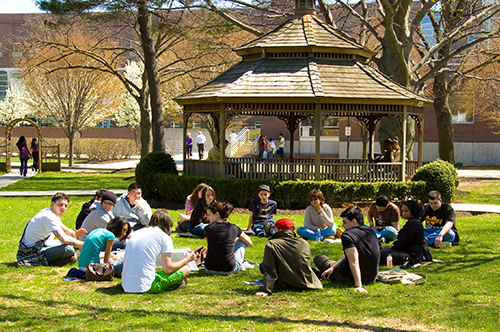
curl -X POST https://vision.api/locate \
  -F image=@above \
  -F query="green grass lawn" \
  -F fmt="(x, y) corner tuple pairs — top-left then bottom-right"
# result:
(455, 181), (500, 205)
(1, 195), (499, 331)
(0, 172), (135, 191)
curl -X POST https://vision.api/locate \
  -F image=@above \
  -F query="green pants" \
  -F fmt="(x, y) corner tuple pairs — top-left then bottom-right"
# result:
(146, 269), (185, 294)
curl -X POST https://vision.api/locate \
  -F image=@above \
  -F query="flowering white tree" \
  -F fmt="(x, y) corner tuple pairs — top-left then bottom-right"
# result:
(0, 84), (33, 124)
(115, 61), (142, 149)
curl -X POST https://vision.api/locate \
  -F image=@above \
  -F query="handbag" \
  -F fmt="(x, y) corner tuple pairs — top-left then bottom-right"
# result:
(86, 263), (114, 281)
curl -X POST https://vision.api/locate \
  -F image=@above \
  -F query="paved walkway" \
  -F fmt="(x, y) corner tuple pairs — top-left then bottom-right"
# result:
(0, 160), (499, 213)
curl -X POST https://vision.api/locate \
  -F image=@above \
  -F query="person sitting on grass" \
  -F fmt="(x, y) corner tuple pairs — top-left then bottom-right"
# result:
(185, 183), (209, 216)
(422, 190), (460, 248)
(314, 206), (380, 293)
(78, 191), (117, 241)
(78, 216), (131, 277)
(256, 218), (323, 297)
(182, 185), (215, 238)
(122, 209), (197, 293)
(296, 189), (337, 242)
(379, 200), (427, 267)
(367, 195), (400, 243)
(17, 192), (86, 267)
(75, 188), (107, 230)
(203, 201), (253, 275)
(245, 184), (277, 237)
(113, 183), (152, 231)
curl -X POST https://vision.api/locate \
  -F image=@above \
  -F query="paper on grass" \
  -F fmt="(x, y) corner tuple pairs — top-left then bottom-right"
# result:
(155, 248), (198, 271)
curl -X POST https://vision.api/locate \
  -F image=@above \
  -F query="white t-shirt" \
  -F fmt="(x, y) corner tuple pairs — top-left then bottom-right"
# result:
(229, 132), (237, 142)
(121, 226), (174, 293)
(196, 133), (206, 144)
(22, 207), (63, 247)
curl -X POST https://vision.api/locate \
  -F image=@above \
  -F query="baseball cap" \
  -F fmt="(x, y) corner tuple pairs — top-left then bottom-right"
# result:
(257, 184), (270, 193)
(272, 218), (295, 231)
(101, 191), (117, 205)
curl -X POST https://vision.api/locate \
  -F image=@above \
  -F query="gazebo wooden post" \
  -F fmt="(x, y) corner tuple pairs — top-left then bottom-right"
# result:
(418, 115), (423, 167)
(183, 111), (188, 163)
(400, 107), (408, 181)
(314, 106), (321, 180)
(368, 115), (376, 161)
(288, 113), (297, 162)
(219, 106), (226, 177)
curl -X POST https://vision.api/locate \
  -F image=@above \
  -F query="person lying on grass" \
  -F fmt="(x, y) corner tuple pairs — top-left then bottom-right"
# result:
(121, 209), (197, 293)
(203, 201), (253, 275)
(78, 216), (131, 277)
(256, 218), (322, 296)
(17, 192), (87, 267)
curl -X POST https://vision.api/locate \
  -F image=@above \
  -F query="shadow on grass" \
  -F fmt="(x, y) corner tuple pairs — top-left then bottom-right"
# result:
(0, 293), (423, 332)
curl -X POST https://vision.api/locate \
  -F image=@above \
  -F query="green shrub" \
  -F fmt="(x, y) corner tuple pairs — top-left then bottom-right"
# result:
(136, 152), (178, 198)
(154, 174), (426, 209)
(411, 159), (460, 203)
(42, 138), (137, 161)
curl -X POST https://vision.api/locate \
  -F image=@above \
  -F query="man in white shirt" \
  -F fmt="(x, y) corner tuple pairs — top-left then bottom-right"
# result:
(229, 131), (237, 143)
(196, 131), (207, 160)
(17, 192), (86, 266)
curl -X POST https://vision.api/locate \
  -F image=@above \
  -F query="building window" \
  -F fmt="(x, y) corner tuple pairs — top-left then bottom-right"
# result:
(450, 93), (474, 124)
(299, 116), (339, 136)
(192, 121), (201, 128)
(96, 118), (113, 128)
(12, 43), (22, 57)
(170, 121), (180, 129)
(0, 42), (3, 57)
(254, 120), (261, 129)
(0, 71), (8, 101)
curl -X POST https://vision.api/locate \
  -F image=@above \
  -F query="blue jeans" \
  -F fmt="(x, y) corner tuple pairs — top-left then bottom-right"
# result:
(278, 147), (284, 158)
(205, 238), (247, 276)
(424, 227), (455, 246)
(297, 226), (336, 241)
(20, 159), (28, 176)
(252, 221), (274, 237)
(375, 226), (398, 242)
(190, 223), (206, 238)
(41, 243), (75, 263)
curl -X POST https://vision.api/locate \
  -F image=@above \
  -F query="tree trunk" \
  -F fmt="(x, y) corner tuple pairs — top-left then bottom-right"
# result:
(68, 133), (74, 167)
(433, 73), (455, 164)
(137, 1), (165, 153)
(138, 93), (151, 157)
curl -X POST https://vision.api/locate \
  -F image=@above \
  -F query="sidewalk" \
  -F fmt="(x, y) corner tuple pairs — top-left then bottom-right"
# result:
(0, 160), (499, 213)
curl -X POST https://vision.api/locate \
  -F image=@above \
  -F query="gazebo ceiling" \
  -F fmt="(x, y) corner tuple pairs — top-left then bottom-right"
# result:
(175, 5), (431, 113)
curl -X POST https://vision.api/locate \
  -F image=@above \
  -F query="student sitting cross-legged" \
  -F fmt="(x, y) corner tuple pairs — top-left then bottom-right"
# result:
(203, 202), (253, 275)
(121, 209), (197, 293)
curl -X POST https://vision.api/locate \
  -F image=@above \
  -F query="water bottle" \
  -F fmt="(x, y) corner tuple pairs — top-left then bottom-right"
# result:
(386, 254), (393, 268)
(315, 230), (322, 242)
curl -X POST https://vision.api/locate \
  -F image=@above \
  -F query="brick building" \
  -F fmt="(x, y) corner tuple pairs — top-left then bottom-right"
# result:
(1, 13), (500, 163)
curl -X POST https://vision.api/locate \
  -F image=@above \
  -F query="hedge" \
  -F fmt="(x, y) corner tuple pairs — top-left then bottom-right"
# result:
(42, 138), (137, 161)
(154, 173), (427, 209)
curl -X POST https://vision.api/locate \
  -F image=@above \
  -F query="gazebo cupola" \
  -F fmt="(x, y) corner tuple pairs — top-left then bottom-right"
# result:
(175, 0), (431, 181)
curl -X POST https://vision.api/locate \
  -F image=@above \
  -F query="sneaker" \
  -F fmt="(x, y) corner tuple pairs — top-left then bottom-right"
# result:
(50, 255), (77, 266)
(322, 236), (335, 241)
(379, 237), (386, 244)
(439, 241), (452, 249)
(323, 238), (336, 244)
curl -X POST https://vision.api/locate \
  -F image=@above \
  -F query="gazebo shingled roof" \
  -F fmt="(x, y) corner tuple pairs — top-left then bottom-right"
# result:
(176, 14), (429, 107)
(175, 0), (432, 182)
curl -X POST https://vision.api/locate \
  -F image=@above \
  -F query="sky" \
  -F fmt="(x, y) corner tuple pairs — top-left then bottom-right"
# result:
(0, 0), (43, 14)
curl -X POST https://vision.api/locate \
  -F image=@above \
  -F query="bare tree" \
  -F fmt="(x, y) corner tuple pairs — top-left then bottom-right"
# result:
(21, 59), (120, 166)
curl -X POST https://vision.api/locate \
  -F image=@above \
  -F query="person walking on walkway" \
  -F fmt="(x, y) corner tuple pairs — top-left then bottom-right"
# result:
(196, 131), (207, 160)
(16, 136), (31, 177)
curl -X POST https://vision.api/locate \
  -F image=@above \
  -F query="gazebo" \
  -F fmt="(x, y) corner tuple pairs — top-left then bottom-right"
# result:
(175, 0), (431, 182)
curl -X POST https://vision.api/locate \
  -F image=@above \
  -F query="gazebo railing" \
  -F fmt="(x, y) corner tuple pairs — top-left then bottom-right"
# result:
(184, 158), (418, 182)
